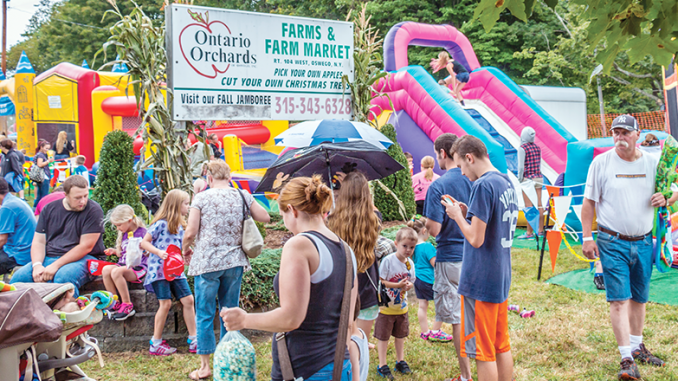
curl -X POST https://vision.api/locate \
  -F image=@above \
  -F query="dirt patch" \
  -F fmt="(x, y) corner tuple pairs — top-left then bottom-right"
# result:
(382, 220), (406, 230)
(264, 229), (292, 250)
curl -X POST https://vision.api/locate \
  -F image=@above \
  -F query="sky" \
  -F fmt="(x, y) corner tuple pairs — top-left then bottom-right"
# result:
(1, 0), (49, 49)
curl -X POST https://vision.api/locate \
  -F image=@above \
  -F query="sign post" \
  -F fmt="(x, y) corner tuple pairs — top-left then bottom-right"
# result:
(167, 5), (354, 121)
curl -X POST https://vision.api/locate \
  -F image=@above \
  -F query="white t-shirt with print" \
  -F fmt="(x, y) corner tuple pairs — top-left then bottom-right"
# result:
(584, 149), (658, 236)
(378, 253), (415, 315)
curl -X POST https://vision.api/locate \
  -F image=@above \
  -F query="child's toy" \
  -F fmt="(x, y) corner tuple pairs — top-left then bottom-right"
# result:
(519, 308), (535, 318)
(0, 281), (16, 292)
(87, 259), (116, 276)
(508, 304), (519, 312)
(76, 296), (91, 309)
(163, 244), (185, 281)
(90, 291), (119, 310)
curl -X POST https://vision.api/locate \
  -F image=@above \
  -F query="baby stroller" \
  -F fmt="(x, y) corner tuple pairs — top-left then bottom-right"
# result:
(0, 283), (105, 381)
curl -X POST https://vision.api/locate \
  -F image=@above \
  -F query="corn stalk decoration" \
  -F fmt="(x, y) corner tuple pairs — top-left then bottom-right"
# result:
(95, 0), (201, 198)
(342, 4), (391, 123)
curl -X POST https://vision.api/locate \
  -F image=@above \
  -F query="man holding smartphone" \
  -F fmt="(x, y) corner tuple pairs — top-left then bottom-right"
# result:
(423, 133), (473, 381)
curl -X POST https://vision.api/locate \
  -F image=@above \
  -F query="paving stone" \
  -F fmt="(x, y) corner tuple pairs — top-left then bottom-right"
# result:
(124, 311), (176, 337)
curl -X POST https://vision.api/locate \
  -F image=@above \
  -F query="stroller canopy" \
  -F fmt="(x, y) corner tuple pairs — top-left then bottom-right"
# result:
(0, 283), (66, 350)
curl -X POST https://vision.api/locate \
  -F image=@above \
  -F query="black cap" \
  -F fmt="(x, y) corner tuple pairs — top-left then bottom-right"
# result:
(610, 115), (639, 131)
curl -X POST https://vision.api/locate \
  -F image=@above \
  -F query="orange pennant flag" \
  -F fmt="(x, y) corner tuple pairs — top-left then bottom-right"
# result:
(546, 231), (562, 273)
(545, 185), (559, 198)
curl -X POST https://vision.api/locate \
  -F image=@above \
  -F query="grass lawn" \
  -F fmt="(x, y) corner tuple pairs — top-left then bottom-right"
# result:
(81, 243), (678, 380)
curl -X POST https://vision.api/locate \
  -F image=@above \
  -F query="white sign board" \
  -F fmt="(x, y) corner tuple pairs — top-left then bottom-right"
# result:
(167, 5), (354, 121)
(48, 96), (61, 109)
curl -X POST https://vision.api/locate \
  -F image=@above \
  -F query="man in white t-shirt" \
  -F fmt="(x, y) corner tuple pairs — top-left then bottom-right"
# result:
(582, 115), (672, 380)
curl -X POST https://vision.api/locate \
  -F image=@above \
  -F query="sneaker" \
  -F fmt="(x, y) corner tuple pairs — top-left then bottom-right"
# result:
(188, 338), (197, 354)
(149, 340), (177, 356)
(618, 357), (641, 380)
(420, 331), (431, 341)
(593, 275), (606, 290)
(429, 330), (453, 342)
(632, 343), (665, 367)
(516, 233), (535, 240)
(112, 303), (135, 321)
(394, 361), (412, 375)
(376, 365), (394, 380)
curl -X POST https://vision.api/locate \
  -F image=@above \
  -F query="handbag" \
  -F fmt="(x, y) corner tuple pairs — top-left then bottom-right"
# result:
(237, 189), (264, 259)
(276, 239), (354, 381)
(29, 163), (45, 184)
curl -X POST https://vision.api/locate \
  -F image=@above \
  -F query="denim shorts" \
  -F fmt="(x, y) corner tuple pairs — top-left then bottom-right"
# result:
(151, 278), (192, 301)
(596, 227), (653, 303)
(456, 72), (470, 83)
(305, 359), (351, 381)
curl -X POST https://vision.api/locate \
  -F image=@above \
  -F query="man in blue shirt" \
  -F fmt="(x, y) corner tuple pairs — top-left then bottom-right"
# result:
(423, 133), (472, 381)
(0, 178), (37, 274)
(443, 135), (517, 381)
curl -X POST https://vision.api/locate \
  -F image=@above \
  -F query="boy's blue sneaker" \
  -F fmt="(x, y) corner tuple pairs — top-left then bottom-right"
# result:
(376, 365), (394, 380)
(395, 361), (412, 374)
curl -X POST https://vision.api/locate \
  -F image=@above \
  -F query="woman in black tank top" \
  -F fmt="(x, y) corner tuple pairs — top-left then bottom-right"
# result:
(222, 176), (358, 380)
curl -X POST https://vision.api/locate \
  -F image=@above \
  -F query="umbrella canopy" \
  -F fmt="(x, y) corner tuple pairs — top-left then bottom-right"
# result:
(255, 141), (404, 193)
(274, 119), (393, 149)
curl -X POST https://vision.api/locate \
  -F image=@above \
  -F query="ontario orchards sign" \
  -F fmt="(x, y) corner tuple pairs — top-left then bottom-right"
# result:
(167, 4), (354, 121)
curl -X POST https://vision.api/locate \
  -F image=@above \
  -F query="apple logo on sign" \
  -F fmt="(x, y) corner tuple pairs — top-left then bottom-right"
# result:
(179, 9), (235, 79)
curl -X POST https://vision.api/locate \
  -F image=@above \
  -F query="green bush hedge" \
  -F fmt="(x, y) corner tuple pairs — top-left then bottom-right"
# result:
(240, 248), (281, 310)
(372, 124), (417, 221)
(91, 130), (146, 255)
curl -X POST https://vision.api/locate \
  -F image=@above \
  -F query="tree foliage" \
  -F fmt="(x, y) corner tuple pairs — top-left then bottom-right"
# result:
(513, 3), (664, 114)
(96, 0), (195, 198)
(91, 130), (145, 248)
(372, 124), (416, 221)
(472, 0), (678, 70)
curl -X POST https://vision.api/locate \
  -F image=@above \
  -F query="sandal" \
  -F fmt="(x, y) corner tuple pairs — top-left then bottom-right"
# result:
(188, 370), (212, 380)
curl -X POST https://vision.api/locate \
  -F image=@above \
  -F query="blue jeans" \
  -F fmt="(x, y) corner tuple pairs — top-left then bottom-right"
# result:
(306, 359), (352, 381)
(34, 180), (50, 207)
(10, 255), (96, 298)
(194, 266), (244, 355)
(597, 227), (653, 303)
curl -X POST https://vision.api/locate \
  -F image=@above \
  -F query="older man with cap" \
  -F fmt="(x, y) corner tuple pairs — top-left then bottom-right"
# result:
(582, 115), (672, 380)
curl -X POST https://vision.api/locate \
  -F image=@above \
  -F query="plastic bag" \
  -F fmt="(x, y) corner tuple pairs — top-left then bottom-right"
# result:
(125, 237), (143, 269)
(213, 330), (256, 381)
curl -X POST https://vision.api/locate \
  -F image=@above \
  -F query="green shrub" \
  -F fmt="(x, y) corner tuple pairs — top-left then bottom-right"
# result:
(240, 249), (282, 310)
(372, 124), (417, 221)
(92, 130), (145, 249)
(256, 221), (267, 241)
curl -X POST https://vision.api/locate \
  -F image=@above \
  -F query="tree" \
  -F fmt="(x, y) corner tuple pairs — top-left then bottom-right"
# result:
(513, 2), (664, 114)
(92, 130), (145, 249)
(372, 124), (416, 221)
(96, 0), (196, 198)
(472, 0), (678, 71)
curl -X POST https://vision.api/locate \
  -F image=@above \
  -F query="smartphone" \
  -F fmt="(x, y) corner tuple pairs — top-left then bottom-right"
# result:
(441, 195), (456, 206)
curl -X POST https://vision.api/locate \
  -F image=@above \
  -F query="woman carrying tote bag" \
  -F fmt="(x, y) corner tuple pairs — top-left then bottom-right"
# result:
(183, 160), (270, 380)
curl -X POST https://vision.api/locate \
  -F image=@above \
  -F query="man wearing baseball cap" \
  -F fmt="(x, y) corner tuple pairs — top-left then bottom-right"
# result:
(582, 115), (672, 379)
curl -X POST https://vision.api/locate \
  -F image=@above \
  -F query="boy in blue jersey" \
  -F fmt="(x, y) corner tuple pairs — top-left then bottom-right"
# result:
(443, 135), (518, 381)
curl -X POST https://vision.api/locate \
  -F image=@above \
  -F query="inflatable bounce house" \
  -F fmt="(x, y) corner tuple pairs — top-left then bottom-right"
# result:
(0, 52), (287, 202)
(370, 22), (577, 204)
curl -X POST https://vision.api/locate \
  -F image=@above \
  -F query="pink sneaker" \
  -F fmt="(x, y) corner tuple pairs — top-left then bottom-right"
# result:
(149, 340), (177, 356)
(188, 338), (197, 354)
(420, 331), (431, 341)
(429, 330), (453, 342)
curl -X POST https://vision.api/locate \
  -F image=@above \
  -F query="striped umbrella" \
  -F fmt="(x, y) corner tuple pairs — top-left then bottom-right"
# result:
(274, 119), (393, 149)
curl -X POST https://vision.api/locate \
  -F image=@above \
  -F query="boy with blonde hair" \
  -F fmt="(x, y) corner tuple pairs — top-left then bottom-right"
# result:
(375, 227), (417, 380)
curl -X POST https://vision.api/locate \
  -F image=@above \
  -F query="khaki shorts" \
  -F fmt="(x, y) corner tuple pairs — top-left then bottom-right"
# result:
(433, 261), (462, 324)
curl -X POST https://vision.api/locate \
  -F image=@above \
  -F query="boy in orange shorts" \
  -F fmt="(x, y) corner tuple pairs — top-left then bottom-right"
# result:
(443, 135), (518, 381)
